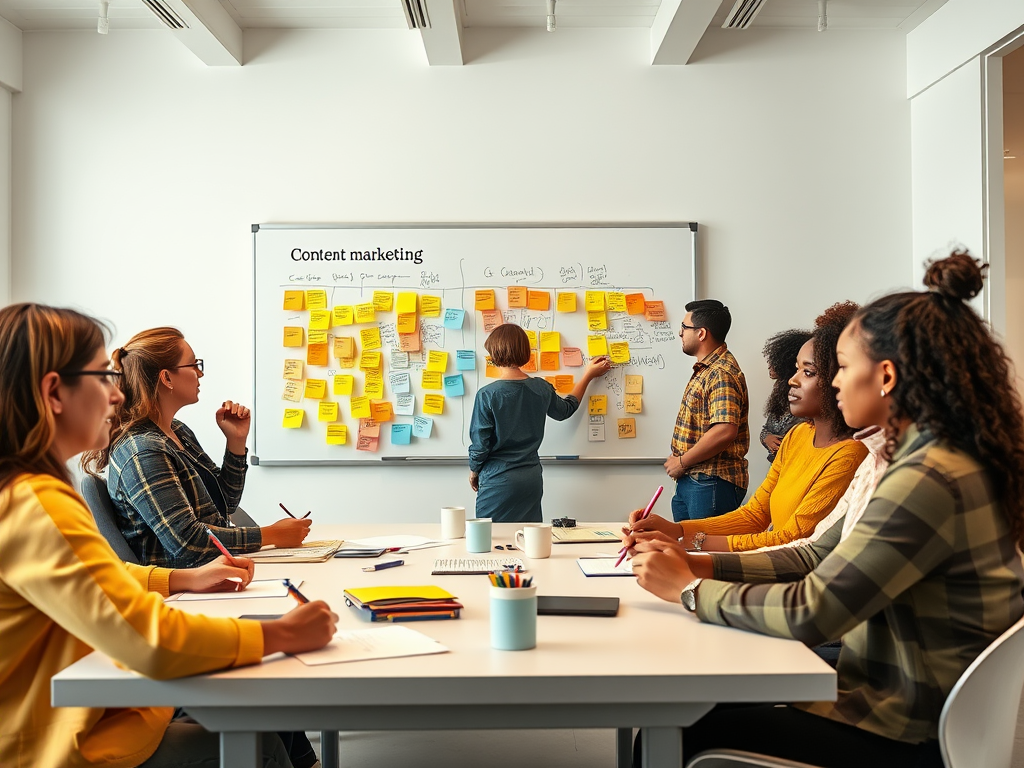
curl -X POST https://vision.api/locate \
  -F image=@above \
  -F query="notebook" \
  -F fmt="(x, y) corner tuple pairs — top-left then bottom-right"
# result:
(431, 557), (525, 575)
(552, 527), (621, 543)
(576, 557), (637, 577)
(246, 540), (344, 563)
(343, 585), (463, 622)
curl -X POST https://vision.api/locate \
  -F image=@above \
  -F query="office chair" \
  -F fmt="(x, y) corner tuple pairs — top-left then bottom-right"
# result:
(80, 474), (141, 565)
(686, 613), (1024, 768)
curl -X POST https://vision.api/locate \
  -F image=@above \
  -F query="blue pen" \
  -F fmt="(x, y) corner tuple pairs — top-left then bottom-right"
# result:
(362, 559), (405, 572)
(282, 578), (309, 604)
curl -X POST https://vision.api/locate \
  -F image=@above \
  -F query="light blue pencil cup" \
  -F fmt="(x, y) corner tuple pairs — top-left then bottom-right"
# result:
(490, 585), (537, 651)
(466, 519), (492, 553)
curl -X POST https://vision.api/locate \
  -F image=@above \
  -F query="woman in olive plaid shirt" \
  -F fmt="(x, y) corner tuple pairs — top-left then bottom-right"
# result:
(626, 251), (1024, 768)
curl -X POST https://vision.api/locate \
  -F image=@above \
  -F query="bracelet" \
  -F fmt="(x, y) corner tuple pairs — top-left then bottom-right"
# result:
(691, 531), (707, 551)
(678, 455), (684, 469)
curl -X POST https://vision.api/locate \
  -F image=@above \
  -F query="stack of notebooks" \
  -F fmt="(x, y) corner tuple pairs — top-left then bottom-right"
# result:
(247, 540), (344, 563)
(343, 585), (463, 622)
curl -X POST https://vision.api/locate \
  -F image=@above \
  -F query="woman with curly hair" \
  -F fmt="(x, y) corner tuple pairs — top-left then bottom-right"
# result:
(628, 252), (1024, 767)
(627, 302), (867, 552)
(759, 329), (812, 461)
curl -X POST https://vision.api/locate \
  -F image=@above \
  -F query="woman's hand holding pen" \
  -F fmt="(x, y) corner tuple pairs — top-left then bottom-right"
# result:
(261, 601), (338, 656)
(585, 355), (612, 378)
(168, 554), (255, 594)
(262, 517), (312, 548)
(216, 400), (251, 455)
(621, 509), (681, 543)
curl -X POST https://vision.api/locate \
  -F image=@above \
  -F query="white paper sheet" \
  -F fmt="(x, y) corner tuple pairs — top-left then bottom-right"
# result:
(171, 578), (303, 601)
(293, 625), (449, 666)
(576, 557), (637, 577)
(346, 535), (450, 551)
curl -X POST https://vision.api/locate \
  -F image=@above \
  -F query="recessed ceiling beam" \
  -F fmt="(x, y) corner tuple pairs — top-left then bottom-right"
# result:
(154, 0), (244, 66)
(419, 0), (465, 66)
(651, 0), (723, 66)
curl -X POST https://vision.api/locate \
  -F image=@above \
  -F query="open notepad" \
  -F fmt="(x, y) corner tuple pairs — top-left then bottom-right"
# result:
(168, 578), (303, 601)
(246, 540), (343, 563)
(552, 527), (621, 543)
(576, 557), (637, 577)
(293, 625), (449, 666)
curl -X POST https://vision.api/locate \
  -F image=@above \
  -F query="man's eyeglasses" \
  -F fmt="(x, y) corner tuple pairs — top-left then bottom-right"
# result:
(680, 322), (702, 332)
(173, 359), (204, 373)
(59, 369), (123, 385)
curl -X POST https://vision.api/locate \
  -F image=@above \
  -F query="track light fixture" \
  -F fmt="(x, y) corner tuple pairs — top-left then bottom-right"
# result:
(98, 0), (110, 34)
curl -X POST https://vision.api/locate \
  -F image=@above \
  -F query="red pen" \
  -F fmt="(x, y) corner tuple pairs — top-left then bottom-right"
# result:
(614, 485), (664, 568)
(279, 503), (312, 520)
(282, 578), (310, 604)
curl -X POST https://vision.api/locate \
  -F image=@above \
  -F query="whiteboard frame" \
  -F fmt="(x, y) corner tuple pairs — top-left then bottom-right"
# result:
(251, 222), (699, 466)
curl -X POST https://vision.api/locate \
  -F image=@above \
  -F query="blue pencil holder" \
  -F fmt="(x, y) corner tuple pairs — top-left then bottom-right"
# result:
(490, 585), (537, 651)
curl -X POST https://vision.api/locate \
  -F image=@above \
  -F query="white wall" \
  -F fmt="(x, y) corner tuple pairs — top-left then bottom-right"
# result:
(12, 27), (912, 524)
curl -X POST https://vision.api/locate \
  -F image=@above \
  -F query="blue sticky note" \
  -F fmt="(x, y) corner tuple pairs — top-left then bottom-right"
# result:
(391, 423), (412, 445)
(456, 350), (476, 371)
(389, 371), (411, 394)
(412, 416), (433, 438)
(443, 308), (466, 329)
(443, 374), (465, 397)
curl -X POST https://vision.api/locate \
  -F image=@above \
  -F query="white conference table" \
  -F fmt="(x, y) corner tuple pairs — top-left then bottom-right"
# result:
(52, 524), (835, 768)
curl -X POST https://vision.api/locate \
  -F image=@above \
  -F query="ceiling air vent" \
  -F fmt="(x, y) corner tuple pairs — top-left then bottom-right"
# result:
(722, 0), (768, 29)
(400, 0), (432, 29)
(141, 0), (189, 30)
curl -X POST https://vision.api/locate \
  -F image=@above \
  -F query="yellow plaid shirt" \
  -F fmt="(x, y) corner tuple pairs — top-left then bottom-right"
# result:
(671, 344), (749, 490)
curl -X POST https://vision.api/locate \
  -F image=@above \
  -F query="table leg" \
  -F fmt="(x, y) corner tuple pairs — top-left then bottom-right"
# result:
(617, 728), (634, 768)
(321, 730), (340, 768)
(220, 731), (261, 768)
(641, 726), (681, 768)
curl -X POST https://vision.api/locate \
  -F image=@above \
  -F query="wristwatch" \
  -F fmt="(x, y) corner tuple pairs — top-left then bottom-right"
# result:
(680, 578), (703, 612)
(691, 531), (707, 552)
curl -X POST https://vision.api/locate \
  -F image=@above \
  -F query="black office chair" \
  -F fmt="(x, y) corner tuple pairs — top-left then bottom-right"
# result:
(80, 474), (141, 564)
(229, 506), (258, 527)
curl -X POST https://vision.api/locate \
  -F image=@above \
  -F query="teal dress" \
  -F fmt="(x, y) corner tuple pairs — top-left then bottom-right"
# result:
(469, 378), (580, 523)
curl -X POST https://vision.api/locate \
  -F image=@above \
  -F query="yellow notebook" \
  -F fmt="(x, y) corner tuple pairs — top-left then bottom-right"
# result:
(344, 585), (456, 609)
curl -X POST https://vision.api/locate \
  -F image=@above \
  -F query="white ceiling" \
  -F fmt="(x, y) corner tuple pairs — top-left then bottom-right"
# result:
(0, 0), (945, 32)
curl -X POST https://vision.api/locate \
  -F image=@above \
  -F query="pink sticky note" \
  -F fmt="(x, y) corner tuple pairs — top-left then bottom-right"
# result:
(562, 347), (584, 367)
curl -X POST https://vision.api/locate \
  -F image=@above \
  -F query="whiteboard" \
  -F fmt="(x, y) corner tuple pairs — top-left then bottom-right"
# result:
(252, 223), (697, 465)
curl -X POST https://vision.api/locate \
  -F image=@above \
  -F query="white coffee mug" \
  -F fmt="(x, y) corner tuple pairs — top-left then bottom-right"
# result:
(440, 507), (466, 539)
(515, 523), (552, 559)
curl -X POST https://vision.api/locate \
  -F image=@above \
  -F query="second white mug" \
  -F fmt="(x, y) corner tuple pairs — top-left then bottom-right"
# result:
(440, 507), (466, 539)
(515, 523), (552, 559)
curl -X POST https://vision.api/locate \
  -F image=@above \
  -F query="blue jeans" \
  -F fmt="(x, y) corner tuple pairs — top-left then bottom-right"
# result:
(671, 473), (746, 522)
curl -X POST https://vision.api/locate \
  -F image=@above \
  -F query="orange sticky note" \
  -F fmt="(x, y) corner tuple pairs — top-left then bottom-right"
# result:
(617, 418), (637, 439)
(625, 394), (642, 414)
(625, 375), (643, 394)
(544, 376), (558, 387)
(475, 290), (496, 311)
(283, 409), (304, 428)
(556, 292), (577, 312)
(334, 337), (356, 360)
(527, 290), (550, 311)
(305, 290), (328, 310)
(283, 327), (304, 347)
(399, 332), (421, 352)
(522, 352), (538, 373)
(283, 291), (304, 311)
(644, 301), (667, 322)
(370, 401), (394, 422)
(396, 313), (418, 334)
(540, 332), (560, 352)
(625, 293), (646, 315)
(540, 351), (560, 371)
(356, 434), (379, 453)
(306, 343), (328, 366)
(358, 418), (381, 438)
(485, 357), (500, 378)
(562, 348), (584, 367)
(481, 310), (503, 333)
(507, 286), (528, 308)
(555, 375), (574, 394)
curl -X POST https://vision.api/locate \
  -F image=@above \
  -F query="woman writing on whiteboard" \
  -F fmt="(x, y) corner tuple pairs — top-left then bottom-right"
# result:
(0, 303), (336, 768)
(469, 323), (611, 523)
(85, 327), (311, 569)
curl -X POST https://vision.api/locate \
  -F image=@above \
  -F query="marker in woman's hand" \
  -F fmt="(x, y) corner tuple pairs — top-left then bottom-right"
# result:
(613, 485), (664, 568)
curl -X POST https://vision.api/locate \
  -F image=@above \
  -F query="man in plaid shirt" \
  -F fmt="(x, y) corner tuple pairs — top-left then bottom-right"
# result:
(667, 299), (749, 522)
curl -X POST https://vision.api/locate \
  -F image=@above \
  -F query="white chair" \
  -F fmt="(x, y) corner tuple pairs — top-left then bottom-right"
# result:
(686, 613), (1024, 768)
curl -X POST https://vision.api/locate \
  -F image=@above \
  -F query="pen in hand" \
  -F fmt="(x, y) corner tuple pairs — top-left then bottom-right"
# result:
(279, 503), (312, 520)
(282, 578), (310, 604)
(614, 485), (664, 568)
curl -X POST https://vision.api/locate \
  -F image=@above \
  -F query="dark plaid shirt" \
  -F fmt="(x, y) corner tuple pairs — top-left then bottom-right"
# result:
(697, 425), (1024, 743)
(107, 420), (261, 568)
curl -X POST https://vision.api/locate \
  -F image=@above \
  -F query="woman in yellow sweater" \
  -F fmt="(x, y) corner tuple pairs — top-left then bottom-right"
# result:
(0, 303), (337, 768)
(630, 303), (868, 552)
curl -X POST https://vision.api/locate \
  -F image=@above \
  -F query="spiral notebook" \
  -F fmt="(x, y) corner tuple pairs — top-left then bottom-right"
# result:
(431, 557), (525, 575)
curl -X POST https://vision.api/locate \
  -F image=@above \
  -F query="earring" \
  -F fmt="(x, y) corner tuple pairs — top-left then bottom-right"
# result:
(880, 389), (887, 397)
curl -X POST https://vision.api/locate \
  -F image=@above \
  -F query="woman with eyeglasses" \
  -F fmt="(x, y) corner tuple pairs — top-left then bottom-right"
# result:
(84, 327), (311, 570)
(0, 304), (336, 768)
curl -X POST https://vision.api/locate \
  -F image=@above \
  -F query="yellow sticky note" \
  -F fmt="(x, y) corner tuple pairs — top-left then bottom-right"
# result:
(644, 301), (667, 322)
(587, 335), (609, 356)
(282, 381), (302, 403)
(421, 371), (443, 390)
(426, 350), (449, 372)
(338, 356), (356, 369)
(585, 291), (606, 312)
(540, 332), (561, 352)
(396, 292), (417, 314)
(334, 337), (356, 360)
(282, 409), (304, 428)
(359, 351), (382, 370)
(527, 290), (550, 311)
(556, 292), (577, 312)
(354, 303), (376, 323)
(522, 352), (538, 373)
(372, 291), (394, 312)
(360, 327), (382, 350)
(307, 329), (328, 345)
(326, 424), (348, 445)
(524, 330), (538, 349)
(625, 293), (646, 315)
(420, 295), (442, 317)
(607, 292), (627, 312)
(306, 343), (328, 366)
(625, 394), (642, 414)
(617, 418), (637, 439)
(308, 310), (330, 331)
(318, 401), (339, 421)
(625, 375), (643, 394)
(589, 395), (608, 415)
(370, 401), (394, 422)
(507, 286), (528, 308)
(333, 306), (354, 326)
(350, 396), (371, 419)
(283, 290), (304, 311)
(555, 375), (574, 394)
(333, 375), (354, 395)
(304, 379), (327, 399)
(609, 341), (630, 364)
(283, 360), (303, 380)
(587, 312), (608, 331)
(283, 327), (304, 347)
(423, 394), (445, 415)
(485, 357), (500, 378)
(540, 351), (560, 371)
(475, 290), (496, 311)
(364, 370), (384, 399)
(396, 313), (418, 334)
(305, 290), (328, 310)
